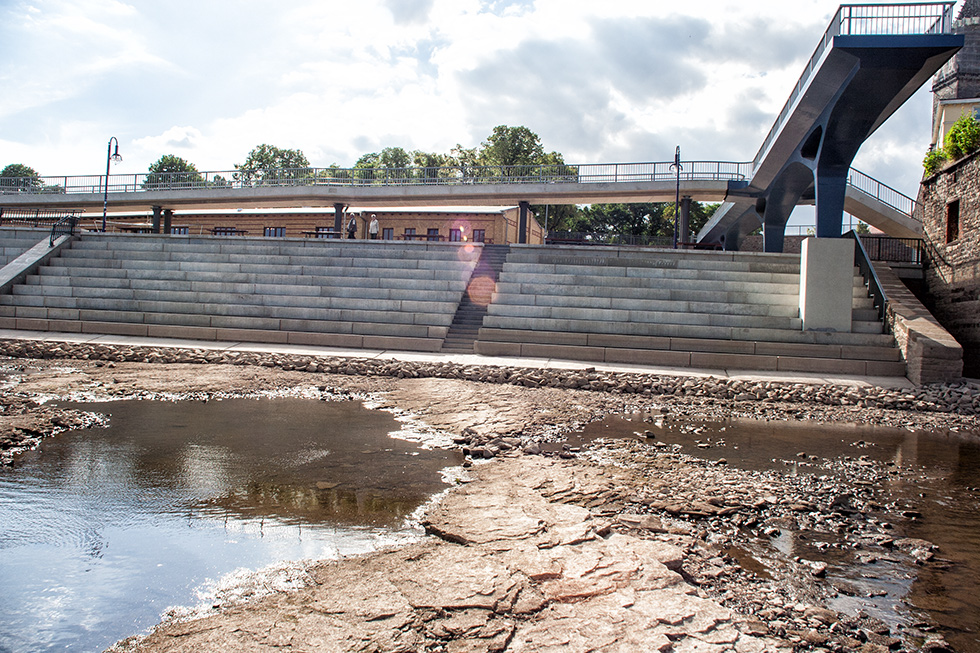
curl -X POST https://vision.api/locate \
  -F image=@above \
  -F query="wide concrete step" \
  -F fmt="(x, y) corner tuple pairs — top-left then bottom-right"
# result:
(506, 254), (802, 276)
(1, 293), (456, 327)
(47, 257), (473, 282)
(36, 265), (467, 291)
(59, 247), (478, 272)
(27, 274), (463, 302)
(489, 292), (802, 317)
(474, 336), (905, 376)
(10, 283), (461, 316)
(485, 303), (803, 330)
(479, 315), (893, 347)
(501, 262), (802, 285)
(493, 281), (803, 307)
(71, 236), (477, 262)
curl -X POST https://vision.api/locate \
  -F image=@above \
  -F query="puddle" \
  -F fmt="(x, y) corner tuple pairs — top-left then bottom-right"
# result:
(567, 413), (980, 652)
(0, 398), (462, 653)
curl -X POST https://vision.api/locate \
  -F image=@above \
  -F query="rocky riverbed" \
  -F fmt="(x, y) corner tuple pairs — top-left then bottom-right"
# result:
(1, 337), (978, 652)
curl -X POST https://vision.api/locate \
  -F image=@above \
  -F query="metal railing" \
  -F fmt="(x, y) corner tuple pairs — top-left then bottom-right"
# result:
(846, 230), (890, 328)
(544, 232), (675, 248)
(847, 169), (919, 217)
(49, 214), (80, 246)
(0, 160), (753, 197)
(753, 2), (955, 169)
(0, 207), (85, 228)
(856, 234), (924, 264)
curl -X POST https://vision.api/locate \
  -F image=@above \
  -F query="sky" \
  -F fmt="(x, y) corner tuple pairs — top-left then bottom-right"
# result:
(0, 0), (963, 227)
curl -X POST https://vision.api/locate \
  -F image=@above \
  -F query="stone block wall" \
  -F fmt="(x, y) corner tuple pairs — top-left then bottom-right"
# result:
(916, 149), (980, 377)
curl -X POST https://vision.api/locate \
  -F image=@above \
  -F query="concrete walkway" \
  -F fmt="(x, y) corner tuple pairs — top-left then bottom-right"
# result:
(0, 328), (916, 390)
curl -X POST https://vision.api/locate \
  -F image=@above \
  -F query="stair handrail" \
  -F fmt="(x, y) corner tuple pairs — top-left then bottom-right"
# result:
(845, 230), (889, 330)
(49, 212), (80, 246)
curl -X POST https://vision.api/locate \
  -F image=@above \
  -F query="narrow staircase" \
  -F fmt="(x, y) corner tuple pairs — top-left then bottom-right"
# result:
(441, 244), (510, 352)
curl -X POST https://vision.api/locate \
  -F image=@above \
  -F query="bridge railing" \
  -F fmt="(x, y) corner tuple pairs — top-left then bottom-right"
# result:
(753, 2), (955, 170)
(847, 169), (919, 217)
(0, 161), (753, 196)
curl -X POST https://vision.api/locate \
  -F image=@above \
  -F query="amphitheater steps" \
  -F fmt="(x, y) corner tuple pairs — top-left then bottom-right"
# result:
(441, 245), (510, 352)
(0, 227), (48, 266)
(0, 233), (479, 351)
(474, 245), (905, 376)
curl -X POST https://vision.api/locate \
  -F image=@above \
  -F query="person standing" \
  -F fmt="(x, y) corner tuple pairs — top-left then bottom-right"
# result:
(369, 214), (379, 240)
(347, 214), (358, 239)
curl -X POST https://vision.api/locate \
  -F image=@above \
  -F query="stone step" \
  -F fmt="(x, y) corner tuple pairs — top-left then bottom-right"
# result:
(9, 283), (461, 316)
(36, 266), (468, 292)
(485, 303), (804, 330)
(27, 274), (463, 302)
(489, 292), (803, 317)
(501, 262), (804, 285)
(478, 317), (893, 348)
(0, 303), (449, 339)
(1, 293), (456, 327)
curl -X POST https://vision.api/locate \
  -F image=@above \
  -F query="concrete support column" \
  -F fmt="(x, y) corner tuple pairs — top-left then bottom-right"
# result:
(518, 201), (530, 244)
(679, 196), (692, 245)
(814, 170), (847, 239)
(151, 206), (163, 234)
(163, 209), (173, 234)
(799, 237), (854, 332)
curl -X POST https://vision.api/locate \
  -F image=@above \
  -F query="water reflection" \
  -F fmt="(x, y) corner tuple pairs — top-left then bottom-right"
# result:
(0, 398), (461, 653)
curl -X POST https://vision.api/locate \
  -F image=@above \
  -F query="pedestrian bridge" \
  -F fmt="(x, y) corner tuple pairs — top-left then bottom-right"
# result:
(0, 3), (963, 252)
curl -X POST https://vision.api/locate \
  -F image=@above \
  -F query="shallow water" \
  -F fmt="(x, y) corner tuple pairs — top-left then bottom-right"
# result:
(571, 414), (980, 652)
(0, 398), (461, 653)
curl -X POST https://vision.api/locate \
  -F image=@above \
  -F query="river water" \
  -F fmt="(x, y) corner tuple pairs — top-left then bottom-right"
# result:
(567, 415), (980, 652)
(0, 398), (462, 653)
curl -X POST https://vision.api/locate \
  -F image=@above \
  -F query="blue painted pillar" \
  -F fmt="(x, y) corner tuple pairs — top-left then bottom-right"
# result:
(814, 170), (847, 238)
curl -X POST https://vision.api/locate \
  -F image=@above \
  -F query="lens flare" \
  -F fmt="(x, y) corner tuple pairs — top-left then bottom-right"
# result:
(466, 275), (496, 307)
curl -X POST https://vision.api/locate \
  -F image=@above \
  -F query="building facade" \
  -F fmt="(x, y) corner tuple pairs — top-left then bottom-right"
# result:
(97, 205), (544, 245)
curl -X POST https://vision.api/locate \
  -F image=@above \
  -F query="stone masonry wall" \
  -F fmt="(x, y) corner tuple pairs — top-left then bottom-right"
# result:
(917, 149), (980, 377)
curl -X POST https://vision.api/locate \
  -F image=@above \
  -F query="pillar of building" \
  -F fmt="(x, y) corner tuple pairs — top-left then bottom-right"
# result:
(163, 209), (173, 234)
(678, 196), (692, 245)
(518, 201), (530, 244)
(334, 203), (345, 238)
(151, 206), (163, 234)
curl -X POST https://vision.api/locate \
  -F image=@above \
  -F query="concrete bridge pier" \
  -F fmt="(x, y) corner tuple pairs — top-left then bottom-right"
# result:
(518, 201), (530, 244)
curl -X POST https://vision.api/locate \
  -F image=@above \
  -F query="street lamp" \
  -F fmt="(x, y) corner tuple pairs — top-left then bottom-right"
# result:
(669, 146), (682, 249)
(102, 137), (122, 232)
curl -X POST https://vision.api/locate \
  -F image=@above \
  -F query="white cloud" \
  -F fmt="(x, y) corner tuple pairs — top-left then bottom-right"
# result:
(0, 0), (957, 208)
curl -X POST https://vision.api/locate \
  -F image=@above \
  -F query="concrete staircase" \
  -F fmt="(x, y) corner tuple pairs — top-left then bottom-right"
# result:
(0, 227), (48, 266)
(442, 245), (510, 352)
(475, 245), (906, 376)
(0, 234), (479, 352)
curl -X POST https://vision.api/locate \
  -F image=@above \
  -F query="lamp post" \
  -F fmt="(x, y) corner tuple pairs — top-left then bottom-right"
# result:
(102, 137), (122, 232)
(669, 146), (682, 249)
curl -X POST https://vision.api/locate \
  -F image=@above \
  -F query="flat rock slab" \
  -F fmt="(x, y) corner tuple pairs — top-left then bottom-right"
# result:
(123, 457), (785, 653)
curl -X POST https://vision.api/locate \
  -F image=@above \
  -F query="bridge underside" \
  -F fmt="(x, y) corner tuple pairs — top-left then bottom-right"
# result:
(699, 33), (962, 252)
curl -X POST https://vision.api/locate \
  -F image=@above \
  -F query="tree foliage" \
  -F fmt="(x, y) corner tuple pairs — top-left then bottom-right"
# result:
(0, 163), (41, 191)
(143, 154), (203, 189)
(922, 113), (980, 175)
(234, 144), (311, 184)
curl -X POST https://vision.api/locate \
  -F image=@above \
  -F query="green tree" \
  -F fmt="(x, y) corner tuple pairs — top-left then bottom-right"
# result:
(478, 125), (547, 168)
(234, 144), (311, 185)
(143, 154), (204, 189)
(663, 201), (721, 238)
(944, 113), (980, 160)
(0, 163), (41, 192)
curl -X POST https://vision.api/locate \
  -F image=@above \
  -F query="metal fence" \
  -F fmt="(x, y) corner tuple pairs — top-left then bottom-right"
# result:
(753, 2), (955, 168)
(545, 232), (676, 248)
(858, 234), (924, 264)
(847, 169), (919, 217)
(0, 207), (85, 227)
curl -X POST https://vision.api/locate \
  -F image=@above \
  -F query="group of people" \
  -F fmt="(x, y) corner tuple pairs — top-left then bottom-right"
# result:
(346, 213), (380, 239)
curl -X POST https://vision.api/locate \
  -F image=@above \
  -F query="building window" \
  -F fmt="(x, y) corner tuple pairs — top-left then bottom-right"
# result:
(404, 228), (416, 239)
(946, 199), (960, 244)
(212, 226), (238, 236)
(170, 226), (188, 235)
(264, 226), (285, 237)
(473, 229), (486, 243)
(449, 228), (462, 242)
(427, 228), (440, 241)
(382, 227), (394, 240)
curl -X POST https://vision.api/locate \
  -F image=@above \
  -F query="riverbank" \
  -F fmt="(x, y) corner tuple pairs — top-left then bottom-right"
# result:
(1, 339), (977, 652)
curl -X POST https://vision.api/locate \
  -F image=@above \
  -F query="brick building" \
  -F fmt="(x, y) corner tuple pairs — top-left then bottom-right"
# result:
(917, 1), (980, 377)
(96, 205), (544, 244)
